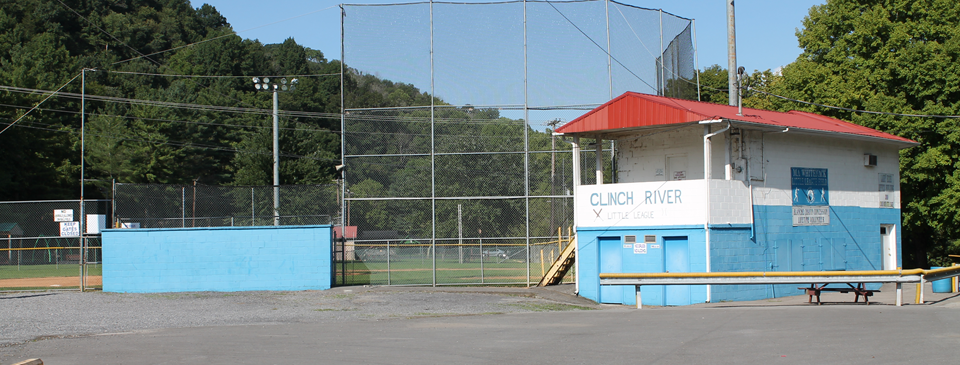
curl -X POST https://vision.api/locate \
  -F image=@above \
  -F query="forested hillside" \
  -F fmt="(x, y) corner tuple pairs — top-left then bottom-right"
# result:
(0, 0), (439, 200)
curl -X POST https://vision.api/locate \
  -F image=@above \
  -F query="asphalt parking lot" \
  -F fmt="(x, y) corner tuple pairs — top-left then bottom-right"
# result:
(2, 283), (959, 364)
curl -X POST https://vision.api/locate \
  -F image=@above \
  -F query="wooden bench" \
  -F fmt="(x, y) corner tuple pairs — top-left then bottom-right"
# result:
(799, 283), (880, 305)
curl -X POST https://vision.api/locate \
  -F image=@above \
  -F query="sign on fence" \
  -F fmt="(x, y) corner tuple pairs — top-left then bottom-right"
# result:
(60, 221), (80, 237)
(54, 209), (74, 222)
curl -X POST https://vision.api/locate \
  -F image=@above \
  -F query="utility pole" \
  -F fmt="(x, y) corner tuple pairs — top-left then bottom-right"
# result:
(80, 67), (95, 291)
(727, 0), (739, 107)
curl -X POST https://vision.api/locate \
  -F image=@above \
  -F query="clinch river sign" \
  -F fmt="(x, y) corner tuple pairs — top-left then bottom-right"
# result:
(576, 180), (706, 228)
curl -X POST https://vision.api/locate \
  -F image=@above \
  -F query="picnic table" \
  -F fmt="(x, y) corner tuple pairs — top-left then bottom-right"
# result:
(799, 283), (880, 305)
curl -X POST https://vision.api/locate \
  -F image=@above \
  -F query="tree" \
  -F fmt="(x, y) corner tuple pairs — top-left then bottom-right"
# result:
(770, 0), (960, 267)
(697, 64), (730, 104)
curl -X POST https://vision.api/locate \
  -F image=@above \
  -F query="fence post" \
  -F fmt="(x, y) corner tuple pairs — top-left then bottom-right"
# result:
(181, 187), (185, 228)
(251, 187), (255, 226)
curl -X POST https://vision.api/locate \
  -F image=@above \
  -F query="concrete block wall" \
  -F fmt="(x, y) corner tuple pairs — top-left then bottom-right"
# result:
(615, 125), (722, 182)
(709, 205), (901, 303)
(576, 226), (707, 306)
(709, 180), (752, 225)
(753, 133), (902, 209)
(709, 228), (771, 301)
(103, 225), (332, 293)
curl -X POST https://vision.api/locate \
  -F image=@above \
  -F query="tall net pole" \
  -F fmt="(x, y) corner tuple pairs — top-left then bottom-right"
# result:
(430, 0), (437, 287)
(339, 4), (347, 285)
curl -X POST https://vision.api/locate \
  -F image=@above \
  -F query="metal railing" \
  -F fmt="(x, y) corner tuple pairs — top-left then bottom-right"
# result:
(600, 266), (960, 308)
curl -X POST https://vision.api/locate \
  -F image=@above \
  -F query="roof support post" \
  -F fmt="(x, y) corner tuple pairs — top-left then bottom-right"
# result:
(704, 125), (712, 180)
(595, 136), (604, 185)
(725, 129), (733, 180)
(572, 135), (581, 294)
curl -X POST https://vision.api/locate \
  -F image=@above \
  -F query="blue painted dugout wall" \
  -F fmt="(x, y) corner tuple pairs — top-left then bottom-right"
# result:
(578, 225), (708, 307)
(579, 206), (901, 306)
(103, 225), (332, 293)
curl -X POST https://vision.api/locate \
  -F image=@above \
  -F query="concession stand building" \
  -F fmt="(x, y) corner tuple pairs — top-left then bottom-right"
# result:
(556, 92), (916, 306)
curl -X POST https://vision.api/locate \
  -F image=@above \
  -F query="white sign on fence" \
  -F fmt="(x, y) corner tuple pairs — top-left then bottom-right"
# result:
(60, 221), (80, 237)
(86, 214), (106, 234)
(54, 209), (74, 222)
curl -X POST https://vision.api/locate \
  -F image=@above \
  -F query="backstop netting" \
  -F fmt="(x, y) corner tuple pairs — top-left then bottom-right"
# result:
(340, 0), (696, 286)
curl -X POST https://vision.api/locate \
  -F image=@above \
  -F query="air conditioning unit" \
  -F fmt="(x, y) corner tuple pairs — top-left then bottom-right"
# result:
(864, 154), (878, 167)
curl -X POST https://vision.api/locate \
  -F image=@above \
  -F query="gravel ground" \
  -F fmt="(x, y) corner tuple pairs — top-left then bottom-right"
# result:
(0, 285), (598, 348)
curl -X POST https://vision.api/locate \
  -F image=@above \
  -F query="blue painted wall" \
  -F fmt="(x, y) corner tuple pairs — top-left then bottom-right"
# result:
(578, 225), (708, 307)
(103, 225), (332, 293)
(711, 205), (901, 303)
(579, 206), (901, 306)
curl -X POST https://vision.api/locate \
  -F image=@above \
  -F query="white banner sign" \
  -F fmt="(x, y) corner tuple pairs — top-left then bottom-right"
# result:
(792, 206), (830, 226)
(60, 221), (80, 237)
(576, 180), (706, 228)
(54, 209), (73, 222)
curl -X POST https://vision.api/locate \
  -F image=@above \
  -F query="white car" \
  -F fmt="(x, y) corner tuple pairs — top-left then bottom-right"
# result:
(482, 249), (507, 259)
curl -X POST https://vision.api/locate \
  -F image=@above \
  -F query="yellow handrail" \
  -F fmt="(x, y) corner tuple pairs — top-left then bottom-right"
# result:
(601, 268), (928, 279)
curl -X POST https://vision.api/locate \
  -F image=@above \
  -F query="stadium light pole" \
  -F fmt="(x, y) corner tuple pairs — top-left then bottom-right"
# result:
(252, 77), (298, 226)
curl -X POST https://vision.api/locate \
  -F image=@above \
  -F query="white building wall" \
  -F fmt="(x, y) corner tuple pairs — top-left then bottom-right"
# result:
(750, 132), (901, 209)
(616, 125), (729, 182)
(614, 126), (902, 210)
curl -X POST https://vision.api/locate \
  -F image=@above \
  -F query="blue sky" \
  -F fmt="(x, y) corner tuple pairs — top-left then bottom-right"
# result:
(191, 0), (825, 73)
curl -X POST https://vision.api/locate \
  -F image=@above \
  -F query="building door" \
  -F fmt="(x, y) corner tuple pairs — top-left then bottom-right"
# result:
(664, 236), (690, 306)
(666, 154), (687, 181)
(599, 237), (623, 304)
(881, 225), (897, 270)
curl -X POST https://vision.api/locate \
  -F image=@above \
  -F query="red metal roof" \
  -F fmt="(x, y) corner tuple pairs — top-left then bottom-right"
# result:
(555, 92), (917, 146)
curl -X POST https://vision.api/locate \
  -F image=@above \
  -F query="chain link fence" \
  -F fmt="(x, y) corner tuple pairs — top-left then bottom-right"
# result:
(0, 200), (109, 290)
(113, 183), (339, 228)
(337, 0), (692, 285)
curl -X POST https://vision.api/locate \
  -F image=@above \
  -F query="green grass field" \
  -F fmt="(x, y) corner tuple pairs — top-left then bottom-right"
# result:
(0, 264), (102, 280)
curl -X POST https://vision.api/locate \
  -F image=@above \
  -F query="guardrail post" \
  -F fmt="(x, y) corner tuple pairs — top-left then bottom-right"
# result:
(896, 283), (902, 307)
(636, 285), (642, 309)
(920, 275), (925, 304)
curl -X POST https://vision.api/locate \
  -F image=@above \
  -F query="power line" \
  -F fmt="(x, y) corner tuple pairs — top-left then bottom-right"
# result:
(0, 84), (339, 119)
(0, 103), (334, 134)
(111, 5), (340, 66)
(105, 71), (341, 79)
(750, 88), (960, 119)
(543, 0), (697, 114)
(0, 118), (339, 163)
(0, 73), (81, 136)
(53, 0), (160, 66)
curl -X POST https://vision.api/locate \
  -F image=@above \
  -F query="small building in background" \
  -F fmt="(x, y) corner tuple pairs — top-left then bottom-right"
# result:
(556, 92), (916, 306)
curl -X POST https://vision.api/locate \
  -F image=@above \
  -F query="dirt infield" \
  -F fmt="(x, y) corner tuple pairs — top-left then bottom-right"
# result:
(0, 276), (101, 288)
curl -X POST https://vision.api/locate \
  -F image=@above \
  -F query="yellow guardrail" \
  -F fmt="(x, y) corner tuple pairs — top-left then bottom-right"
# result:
(601, 266), (960, 309)
(0, 246), (102, 252)
(600, 267), (960, 280)
(600, 269), (926, 279)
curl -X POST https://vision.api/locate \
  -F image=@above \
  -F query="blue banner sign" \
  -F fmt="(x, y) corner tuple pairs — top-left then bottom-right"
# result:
(791, 167), (829, 206)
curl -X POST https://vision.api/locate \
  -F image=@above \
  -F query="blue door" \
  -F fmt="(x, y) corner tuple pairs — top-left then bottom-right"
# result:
(664, 236), (690, 306)
(599, 237), (622, 304)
